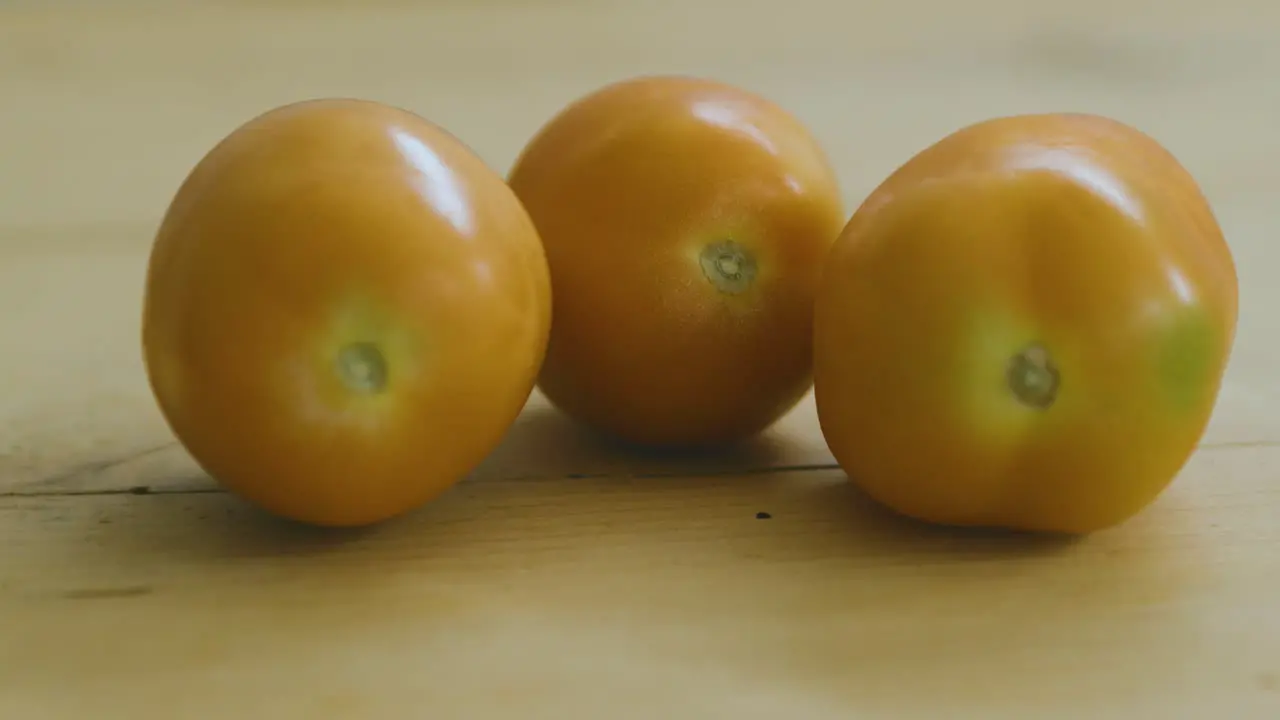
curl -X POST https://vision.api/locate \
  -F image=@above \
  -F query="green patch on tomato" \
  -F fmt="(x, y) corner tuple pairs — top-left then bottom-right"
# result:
(1156, 308), (1219, 412)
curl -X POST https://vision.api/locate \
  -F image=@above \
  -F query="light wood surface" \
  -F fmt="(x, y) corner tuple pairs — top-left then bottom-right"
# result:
(2, 2), (1278, 718)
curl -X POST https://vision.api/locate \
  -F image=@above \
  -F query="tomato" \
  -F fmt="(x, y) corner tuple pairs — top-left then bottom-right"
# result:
(507, 75), (845, 448)
(141, 98), (552, 527)
(813, 113), (1238, 534)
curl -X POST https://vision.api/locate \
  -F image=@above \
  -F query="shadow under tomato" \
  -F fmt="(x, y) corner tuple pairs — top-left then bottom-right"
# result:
(40, 478), (534, 609)
(49, 408), (791, 575)
(471, 402), (802, 484)
(42, 460), (1094, 621)
(797, 476), (1085, 561)
(48, 406), (1085, 606)
(115, 481), (386, 557)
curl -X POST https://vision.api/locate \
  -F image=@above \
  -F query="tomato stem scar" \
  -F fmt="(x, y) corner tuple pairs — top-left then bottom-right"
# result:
(699, 241), (757, 294)
(1007, 343), (1059, 409)
(336, 342), (389, 394)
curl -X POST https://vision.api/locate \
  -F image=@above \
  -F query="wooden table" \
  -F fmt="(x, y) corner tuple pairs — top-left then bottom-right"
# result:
(2, 2), (1277, 717)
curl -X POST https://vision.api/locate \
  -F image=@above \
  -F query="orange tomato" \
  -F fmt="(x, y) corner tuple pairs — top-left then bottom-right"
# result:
(142, 99), (552, 527)
(813, 113), (1238, 534)
(507, 76), (845, 448)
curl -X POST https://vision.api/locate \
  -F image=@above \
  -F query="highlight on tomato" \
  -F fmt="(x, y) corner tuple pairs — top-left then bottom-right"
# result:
(507, 75), (846, 449)
(813, 112), (1238, 534)
(141, 98), (552, 527)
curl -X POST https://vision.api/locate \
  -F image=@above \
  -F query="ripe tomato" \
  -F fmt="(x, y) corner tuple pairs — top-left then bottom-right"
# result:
(507, 75), (845, 448)
(813, 113), (1238, 534)
(142, 99), (552, 527)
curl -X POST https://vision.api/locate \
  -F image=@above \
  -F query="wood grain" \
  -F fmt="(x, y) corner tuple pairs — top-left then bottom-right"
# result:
(2, 1), (1278, 717)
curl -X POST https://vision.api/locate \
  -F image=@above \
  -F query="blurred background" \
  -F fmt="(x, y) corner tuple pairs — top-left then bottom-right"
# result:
(3, 0), (1276, 230)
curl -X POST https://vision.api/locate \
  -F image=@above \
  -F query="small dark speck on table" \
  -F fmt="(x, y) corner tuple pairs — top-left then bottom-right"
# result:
(128, 486), (150, 495)
(755, 511), (772, 520)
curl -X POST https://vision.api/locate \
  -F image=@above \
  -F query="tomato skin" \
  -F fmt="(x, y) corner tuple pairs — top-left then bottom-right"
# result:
(142, 99), (552, 527)
(813, 113), (1238, 534)
(508, 75), (845, 448)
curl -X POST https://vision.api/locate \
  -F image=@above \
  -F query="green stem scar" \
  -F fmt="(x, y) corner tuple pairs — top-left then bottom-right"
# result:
(698, 241), (757, 295)
(1007, 343), (1059, 410)
(336, 342), (389, 394)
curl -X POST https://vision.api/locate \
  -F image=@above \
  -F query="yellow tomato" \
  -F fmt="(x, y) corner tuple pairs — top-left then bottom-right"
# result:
(813, 113), (1238, 534)
(508, 75), (845, 448)
(142, 99), (552, 527)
